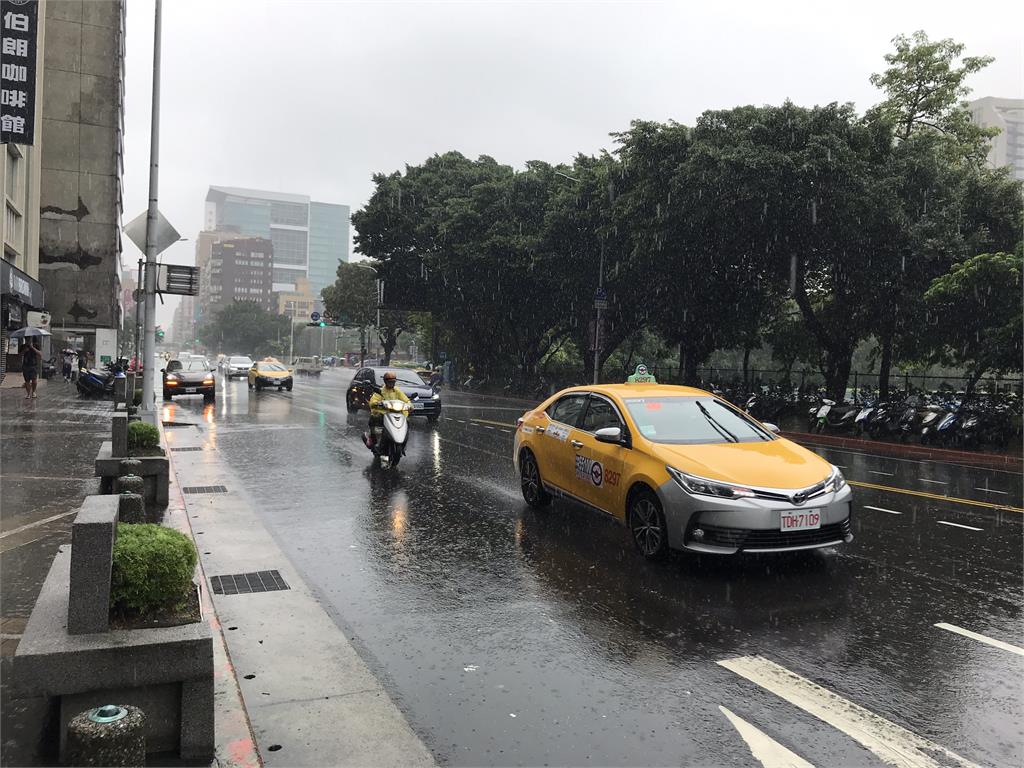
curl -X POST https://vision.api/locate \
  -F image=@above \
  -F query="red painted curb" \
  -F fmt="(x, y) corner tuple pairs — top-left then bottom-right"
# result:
(781, 431), (1022, 471)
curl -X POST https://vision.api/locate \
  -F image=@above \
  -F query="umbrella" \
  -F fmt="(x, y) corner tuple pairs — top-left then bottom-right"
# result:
(9, 327), (52, 339)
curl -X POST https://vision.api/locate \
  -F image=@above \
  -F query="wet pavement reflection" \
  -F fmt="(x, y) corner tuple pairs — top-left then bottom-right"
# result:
(166, 369), (1023, 767)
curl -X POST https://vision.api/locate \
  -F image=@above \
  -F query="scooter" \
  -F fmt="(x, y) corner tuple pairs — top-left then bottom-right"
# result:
(363, 398), (411, 469)
(76, 367), (117, 398)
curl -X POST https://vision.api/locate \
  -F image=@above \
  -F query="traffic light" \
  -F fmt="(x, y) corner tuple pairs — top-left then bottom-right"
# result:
(319, 321), (326, 328)
(155, 327), (165, 340)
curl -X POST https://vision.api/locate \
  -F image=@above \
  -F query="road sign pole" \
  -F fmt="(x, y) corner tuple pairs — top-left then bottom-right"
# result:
(593, 240), (604, 384)
(141, 0), (163, 411)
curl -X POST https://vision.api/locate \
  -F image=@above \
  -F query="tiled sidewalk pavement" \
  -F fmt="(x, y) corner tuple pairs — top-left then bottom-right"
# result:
(0, 380), (113, 766)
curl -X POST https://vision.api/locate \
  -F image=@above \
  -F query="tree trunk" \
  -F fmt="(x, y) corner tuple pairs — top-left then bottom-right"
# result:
(878, 333), (894, 400)
(824, 346), (853, 403)
(677, 341), (699, 386)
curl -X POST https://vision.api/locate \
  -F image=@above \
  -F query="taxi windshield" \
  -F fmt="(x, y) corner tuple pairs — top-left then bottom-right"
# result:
(624, 397), (774, 445)
(259, 363), (286, 372)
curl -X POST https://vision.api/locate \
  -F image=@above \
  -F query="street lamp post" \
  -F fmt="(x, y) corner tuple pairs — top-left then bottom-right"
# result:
(140, 0), (163, 410)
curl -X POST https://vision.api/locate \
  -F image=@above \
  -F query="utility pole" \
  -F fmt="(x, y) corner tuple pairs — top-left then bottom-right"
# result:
(593, 239), (604, 385)
(140, 0), (163, 411)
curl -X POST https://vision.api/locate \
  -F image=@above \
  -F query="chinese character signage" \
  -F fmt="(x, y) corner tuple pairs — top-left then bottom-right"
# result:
(1, 0), (38, 145)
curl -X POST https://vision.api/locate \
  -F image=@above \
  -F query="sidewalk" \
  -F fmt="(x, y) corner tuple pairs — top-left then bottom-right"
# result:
(0, 381), (111, 766)
(161, 412), (435, 767)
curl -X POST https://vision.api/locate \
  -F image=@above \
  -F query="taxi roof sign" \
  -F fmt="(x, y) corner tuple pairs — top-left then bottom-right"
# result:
(626, 364), (656, 384)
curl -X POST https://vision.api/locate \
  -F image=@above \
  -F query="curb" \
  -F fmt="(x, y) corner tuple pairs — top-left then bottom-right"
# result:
(158, 418), (262, 768)
(781, 430), (1022, 470)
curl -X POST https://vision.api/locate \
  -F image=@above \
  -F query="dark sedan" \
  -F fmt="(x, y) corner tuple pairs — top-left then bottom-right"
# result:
(346, 367), (441, 423)
(162, 358), (216, 402)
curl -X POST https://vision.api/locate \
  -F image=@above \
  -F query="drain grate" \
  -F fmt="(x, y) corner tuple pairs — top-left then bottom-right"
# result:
(182, 485), (227, 494)
(162, 422), (197, 428)
(171, 446), (204, 452)
(210, 570), (289, 595)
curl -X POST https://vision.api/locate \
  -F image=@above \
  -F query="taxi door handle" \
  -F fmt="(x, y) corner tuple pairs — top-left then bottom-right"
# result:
(571, 440), (583, 449)
(535, 426), (546, 434)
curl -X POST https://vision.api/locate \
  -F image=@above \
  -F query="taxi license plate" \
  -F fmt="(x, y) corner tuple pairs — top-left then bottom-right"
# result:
(412, 402), (424, 410)
(780, 509), (821, 531)
(185, 387), (196, 393)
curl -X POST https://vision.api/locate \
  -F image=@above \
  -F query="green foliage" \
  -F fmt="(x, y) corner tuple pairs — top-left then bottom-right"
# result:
(923, 252), (1023, 387)
(110, 524), (198, 615)
(197, 300), (290, 358)
(132, 388), (143, 407)
(127, 421), (160, 450)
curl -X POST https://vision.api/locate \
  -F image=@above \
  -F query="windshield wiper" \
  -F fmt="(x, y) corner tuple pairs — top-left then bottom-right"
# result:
(696, 401), (738, 443)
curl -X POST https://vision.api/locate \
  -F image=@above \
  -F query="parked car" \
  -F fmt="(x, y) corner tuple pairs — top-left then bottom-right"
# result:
(162, 358), (216, 402)
(346, 367), (441, 423)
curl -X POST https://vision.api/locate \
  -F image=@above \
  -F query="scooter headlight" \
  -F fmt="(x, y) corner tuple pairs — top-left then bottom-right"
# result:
(667, 466), (755, 499)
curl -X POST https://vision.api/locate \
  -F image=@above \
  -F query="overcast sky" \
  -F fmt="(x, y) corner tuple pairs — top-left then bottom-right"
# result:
(120, 0), (1023, 328)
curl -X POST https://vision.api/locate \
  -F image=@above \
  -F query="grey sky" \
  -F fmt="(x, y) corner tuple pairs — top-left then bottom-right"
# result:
(120, 0), (1024, 328)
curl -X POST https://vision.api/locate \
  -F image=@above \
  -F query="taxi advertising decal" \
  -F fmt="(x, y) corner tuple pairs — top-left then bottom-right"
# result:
(575, 455), (604, 487)
(547, 423), (570, 442)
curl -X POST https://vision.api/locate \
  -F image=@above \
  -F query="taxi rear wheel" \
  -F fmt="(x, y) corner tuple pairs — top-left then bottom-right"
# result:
(520, 450), (551, 508)
(629, 490), (667, 560)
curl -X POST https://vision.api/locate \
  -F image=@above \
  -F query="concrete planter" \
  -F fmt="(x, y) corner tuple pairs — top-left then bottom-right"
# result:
(14, 498), (214, 761)
(95, 441), (168, 508)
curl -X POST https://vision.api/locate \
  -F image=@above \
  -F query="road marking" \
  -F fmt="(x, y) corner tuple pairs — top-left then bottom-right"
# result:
(863, 505), (901, 515)
(810, 445), (1021, 475)
(974, 487), (1007, 495)
(918, 478), (947, 485)
(719, 705), (814, 768)
(471, 418), (515, 428)
(0, 510), (79, 539)
(868, 470), (895, 476)
(934, 623), (1024, 657)
(936, 520), (982, 531)
(718, 655), (981, 768)
(847, 480), (1023, 513)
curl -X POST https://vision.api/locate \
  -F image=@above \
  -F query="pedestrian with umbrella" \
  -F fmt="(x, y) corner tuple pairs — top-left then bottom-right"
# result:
(10, 327), (50, 400)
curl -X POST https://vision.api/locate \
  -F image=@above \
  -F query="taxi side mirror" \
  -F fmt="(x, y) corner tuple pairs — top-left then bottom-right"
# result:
(595, 426), (626, 446)
(763, 422), (780, 434)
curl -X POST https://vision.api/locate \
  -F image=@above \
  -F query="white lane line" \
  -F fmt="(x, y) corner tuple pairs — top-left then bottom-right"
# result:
(934, 623), (1024, 657)
(484, 425), (495, 430)
(918, 478), (947, 485)
(868, 470), (895, 476)
(936, 520), (983, 531)
(0, 510), (79, 539)
(719, 705), (814, 768)
(718, 655), (981, 768)
(974, 487), (1008, 495)
(863, 505), (902, 515)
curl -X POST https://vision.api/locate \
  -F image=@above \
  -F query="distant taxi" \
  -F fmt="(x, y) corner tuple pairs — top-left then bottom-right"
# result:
(248, 358), (294, 392)
(513, 366), (852, 559)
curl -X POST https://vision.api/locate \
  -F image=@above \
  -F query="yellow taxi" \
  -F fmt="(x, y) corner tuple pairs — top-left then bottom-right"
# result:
(513, 365), (852, 559)
(247, 358), (294, 392)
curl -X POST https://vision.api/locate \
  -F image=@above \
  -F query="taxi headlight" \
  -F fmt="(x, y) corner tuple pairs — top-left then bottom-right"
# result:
(667, 466), (755, 499)
(826, 466), (846, 493)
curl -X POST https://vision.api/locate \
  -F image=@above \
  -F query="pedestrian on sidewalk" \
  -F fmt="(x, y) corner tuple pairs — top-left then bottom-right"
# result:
(21, 340), (42, 399)
(61, 348), (75, 382)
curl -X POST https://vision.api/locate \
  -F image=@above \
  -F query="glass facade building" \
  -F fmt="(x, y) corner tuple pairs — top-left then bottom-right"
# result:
(205, 187), (349, 297)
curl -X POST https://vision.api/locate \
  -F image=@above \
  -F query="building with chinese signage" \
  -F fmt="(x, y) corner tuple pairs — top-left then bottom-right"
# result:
(36, 0), (126, 353)
(204, 186), (349, 300)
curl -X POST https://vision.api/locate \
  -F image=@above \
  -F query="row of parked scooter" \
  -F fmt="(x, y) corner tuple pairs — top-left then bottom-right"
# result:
(738, 386), (1021, 450)
(804, 393), (1020, 450)
(75, 358), (128, 398)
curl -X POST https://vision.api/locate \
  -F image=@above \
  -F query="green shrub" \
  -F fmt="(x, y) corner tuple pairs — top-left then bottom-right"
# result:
(127, 421), (160, 450)
(132, 388), (143, 406)
(111, 524), (197, 615)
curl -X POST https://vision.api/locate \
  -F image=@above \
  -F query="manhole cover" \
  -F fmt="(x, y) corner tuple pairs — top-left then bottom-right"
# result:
(182, 485), (227, 494)
(210, 570), (289, 595)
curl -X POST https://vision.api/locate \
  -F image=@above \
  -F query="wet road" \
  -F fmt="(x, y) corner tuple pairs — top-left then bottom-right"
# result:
(164, 368), (1023, 767)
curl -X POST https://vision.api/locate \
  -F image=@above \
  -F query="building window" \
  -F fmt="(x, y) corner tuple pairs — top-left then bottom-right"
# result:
(4, 202), (21, 253)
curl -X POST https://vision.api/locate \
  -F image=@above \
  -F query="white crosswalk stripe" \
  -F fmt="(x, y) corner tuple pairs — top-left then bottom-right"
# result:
(719, 705), (814, 768)
(718, 655), (981, 768)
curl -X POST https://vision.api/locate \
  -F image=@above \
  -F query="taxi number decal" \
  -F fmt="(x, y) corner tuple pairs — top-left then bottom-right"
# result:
(547, 424), (570, 442)
(604, 469), (621, 487)
(575, 456), (604, 487)
(521, 426), (534, 434)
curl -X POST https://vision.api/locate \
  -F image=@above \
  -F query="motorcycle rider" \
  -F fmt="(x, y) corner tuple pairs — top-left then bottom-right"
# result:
(363, 371), (411, 450)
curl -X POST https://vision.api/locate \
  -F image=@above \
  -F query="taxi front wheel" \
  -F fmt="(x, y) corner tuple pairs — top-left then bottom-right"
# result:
(629, 489), (668, 560)
(519, 450), (551, 508)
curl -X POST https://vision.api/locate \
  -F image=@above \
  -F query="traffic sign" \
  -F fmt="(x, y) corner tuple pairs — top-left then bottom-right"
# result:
(311, 311), (321, 322)
(594, 287), (608, 310)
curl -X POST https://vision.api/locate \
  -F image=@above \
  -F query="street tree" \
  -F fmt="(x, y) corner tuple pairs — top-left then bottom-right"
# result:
(923, 251), (1023, 392)
(197, 301), (290, 358)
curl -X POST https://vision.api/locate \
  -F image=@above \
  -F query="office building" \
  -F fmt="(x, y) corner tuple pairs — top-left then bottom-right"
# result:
(170, 295), (195, 345)
(204, 186), (349, 298)
(206, 237), (274, 316)
(969, 97), (1024, 181)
